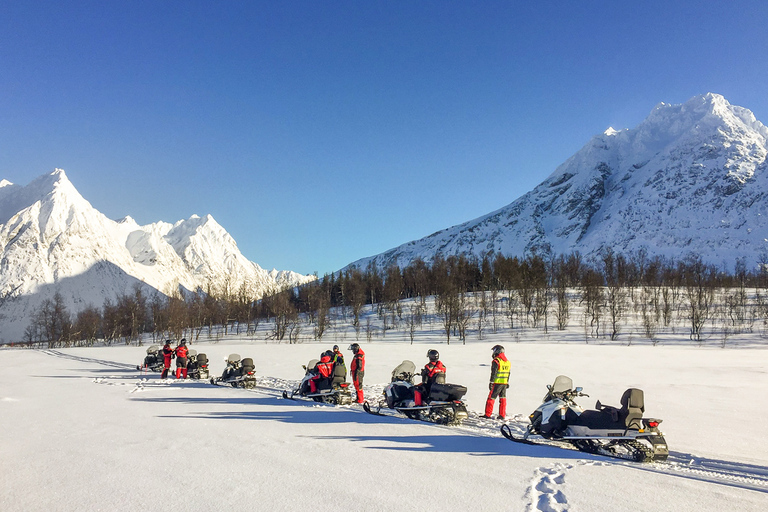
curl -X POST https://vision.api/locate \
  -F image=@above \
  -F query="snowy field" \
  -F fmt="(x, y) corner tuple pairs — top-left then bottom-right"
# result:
(2, 330), (768, 511)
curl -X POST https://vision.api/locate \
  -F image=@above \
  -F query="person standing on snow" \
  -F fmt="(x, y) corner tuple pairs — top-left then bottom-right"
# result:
(414, 349), (446, 405)
(349, 343), (365, 403)
(160, 340), (175, 379)
(483, 345), (511, 419)
(331, 345), (347, 386)
(174, 339), (190, 379)
(332, 345), (345, 367)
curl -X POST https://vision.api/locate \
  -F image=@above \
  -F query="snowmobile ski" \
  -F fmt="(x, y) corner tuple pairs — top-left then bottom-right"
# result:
(282, 387), (352, 405)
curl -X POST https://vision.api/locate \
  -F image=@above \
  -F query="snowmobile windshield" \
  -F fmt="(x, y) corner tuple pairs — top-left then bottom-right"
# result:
(391, 360), (416, 382)
(550, 375), (574, 395)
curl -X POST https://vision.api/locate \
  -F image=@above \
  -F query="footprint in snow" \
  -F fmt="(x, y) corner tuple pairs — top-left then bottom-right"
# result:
(526, 463), (572, 512)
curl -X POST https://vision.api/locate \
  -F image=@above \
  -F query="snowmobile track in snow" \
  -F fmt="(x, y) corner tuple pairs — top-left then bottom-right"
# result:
(39, 349), (768, 495)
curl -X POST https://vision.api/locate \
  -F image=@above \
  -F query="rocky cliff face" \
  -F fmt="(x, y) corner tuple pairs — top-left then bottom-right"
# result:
(347, 93), (768, 271)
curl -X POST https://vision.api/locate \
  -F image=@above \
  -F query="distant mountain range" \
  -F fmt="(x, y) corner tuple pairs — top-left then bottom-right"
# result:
(347, 93), (768, 271)
(0, 169), (314, 342)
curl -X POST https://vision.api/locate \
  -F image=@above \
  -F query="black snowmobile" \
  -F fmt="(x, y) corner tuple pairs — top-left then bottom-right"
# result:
(137, 345), (164, 372)
(363, 360), (469, 425)
(186, 350), (210, 380)
(501, 375), (668, 462)
(210, 354), (256, 389)
(282, 356), (352, 405)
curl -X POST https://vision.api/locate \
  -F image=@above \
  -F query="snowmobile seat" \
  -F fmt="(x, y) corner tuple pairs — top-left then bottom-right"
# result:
(391, 360), (416, 383)
(620, 388), (645, 429)
(428, 383), (467, 402)
(575, 388), (646, 430)
(573, 409), (624, 430)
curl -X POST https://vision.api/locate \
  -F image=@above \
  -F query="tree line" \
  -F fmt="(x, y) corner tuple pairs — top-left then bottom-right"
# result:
(20, 250), (768, 348)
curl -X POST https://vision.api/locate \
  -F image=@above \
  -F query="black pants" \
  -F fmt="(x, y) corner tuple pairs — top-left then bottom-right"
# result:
(489, 383), (507, 399)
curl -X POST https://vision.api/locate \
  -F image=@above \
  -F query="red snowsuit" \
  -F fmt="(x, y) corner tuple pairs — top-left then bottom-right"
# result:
(414, 360), (446, 405)
(175, 345), (189, 379)
(161, 344), (174, 379)
(484, 353), (510, 419)
(310, 355), (334, 393)
(350, 348), (365, 403)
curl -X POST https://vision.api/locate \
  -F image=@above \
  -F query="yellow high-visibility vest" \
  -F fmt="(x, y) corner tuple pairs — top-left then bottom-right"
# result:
(493, 358), (511, 384)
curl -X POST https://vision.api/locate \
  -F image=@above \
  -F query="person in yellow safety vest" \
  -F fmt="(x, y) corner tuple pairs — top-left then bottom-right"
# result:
(483, 345), (511, 419)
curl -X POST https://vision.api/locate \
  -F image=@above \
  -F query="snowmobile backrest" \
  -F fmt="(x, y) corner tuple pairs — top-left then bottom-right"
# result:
(241, 358), (254, 371)
(332, 363), (347, 385)
(620, 388), (644, 411)
(550, 375), (573, 395)
(196, 353), (208, 364)
(391, 360), (417, 383)
(146, 345), (160, 355)
(620, 388), (645, 429)
(227, 354), (241, 365)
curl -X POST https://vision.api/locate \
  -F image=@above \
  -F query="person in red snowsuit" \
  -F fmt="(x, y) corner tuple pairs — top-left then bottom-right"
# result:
(174, 339), (189, 379)
(483, 345), (511, 419)
(349, 343), (365, 403)
(414, 349), (446, 405)
(160, 340), (174, 379)
(310, 353), (334, 393)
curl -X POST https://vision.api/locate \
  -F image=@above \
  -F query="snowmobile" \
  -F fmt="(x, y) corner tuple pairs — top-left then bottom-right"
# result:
(282, 358), (352, 405)
(363, 360), (469, 425)
(210, 354), (256, 389)
(186, 350), (210, 380)
(501, 375), (668, 462)
(137, 345), (164, 372)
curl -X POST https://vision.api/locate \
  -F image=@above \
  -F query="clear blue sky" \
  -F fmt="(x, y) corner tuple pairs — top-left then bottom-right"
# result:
(2, 1), (767, 276)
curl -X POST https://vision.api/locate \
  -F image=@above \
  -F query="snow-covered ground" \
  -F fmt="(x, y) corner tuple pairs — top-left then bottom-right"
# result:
(2, 331), (767, 511)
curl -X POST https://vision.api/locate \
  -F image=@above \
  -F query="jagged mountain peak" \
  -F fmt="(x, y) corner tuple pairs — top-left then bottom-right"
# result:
(346, 93), (768, 272)
(0, 169), (315, 342)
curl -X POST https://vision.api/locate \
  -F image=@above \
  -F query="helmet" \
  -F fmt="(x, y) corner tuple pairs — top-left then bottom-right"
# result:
(164, 340), (171, 345)
(491, 345), (504, 356)
(180, 339), (187, 346)
(348, 343), (360, 354)
(323, 350), (334, 359)
(427, 349), (439, 362)
(333, 345), (339, 351)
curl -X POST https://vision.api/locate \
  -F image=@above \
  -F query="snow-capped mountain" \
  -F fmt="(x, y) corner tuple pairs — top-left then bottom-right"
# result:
(348, 93), (768, 271)
(0, 169), (315, 342)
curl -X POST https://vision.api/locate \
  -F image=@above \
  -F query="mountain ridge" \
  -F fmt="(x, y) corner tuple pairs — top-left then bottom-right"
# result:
(0, 169), (315, 342)
(346, 93), (768, 272)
